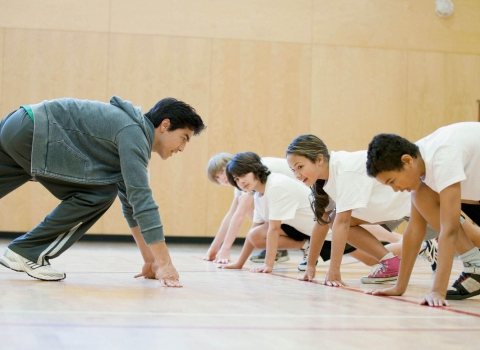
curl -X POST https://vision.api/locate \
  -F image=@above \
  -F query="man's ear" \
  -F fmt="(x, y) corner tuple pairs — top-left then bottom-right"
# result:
(160, 118), (171, 132)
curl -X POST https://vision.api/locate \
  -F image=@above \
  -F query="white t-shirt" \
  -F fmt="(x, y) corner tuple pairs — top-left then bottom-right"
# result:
(323, 150), (411, 223)
(234, 157), (295, 197)
(253, 173), (315, 235)
(416, 122), (480, 200)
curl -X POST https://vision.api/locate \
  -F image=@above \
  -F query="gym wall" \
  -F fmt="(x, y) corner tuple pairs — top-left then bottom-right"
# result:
(0, 0), (479, 238)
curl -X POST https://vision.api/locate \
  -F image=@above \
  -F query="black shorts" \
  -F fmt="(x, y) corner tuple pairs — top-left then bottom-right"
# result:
(319, 241), (357, 262)
(281, 224), (310, 241)
(318, 241), (389, 262)
(461, 203), (480, 226)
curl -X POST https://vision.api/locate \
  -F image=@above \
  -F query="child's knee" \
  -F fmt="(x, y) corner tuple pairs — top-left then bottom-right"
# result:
(413, 182), (439, 208)
(247, 230), (264, 247)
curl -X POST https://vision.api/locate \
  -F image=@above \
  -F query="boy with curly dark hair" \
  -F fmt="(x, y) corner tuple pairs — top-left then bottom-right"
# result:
(366, 122), (480, 306)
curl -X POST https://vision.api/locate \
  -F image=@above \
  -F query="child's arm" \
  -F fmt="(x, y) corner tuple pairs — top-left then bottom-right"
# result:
(250, 220), (282, 273)
(323, 210), (352, 287)
(203, 196), (239, 261)
(366, 203), (426, 297)
(219, 222), (262, 269)
(421, 183), (461, 307)
(299, 221), (330, 282)
(216, 194), (254, 263)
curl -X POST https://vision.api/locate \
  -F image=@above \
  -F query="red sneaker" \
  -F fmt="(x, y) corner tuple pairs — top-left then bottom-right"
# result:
(360, 255), (400, 284)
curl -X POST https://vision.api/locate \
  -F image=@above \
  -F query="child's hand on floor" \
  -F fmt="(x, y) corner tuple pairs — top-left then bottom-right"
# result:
(365, 285), (403, 296)
(299, 266), (316, 282)
(420, 292), (449, 307)
(322, 268), (347, 287)
(250, 264), (273, 273)
(202, 248), (217, 261)
(214, 249), (231, 264)
(218, 261), (243, 269)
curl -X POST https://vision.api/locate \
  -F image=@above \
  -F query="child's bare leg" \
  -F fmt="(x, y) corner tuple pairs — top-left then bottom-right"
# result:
(248, 226), (305, 250)
(413, 182), (480, 302)
(414, 184), (474, 255)
(215, 195), (255, 263)
(349, 249), (377, 266)
(350, 240), (403, 266)
(462, 220), (480, 248)
(362, 224), (403, 243)
(346, 225), (390, 261)
(219, 223), (266, 269)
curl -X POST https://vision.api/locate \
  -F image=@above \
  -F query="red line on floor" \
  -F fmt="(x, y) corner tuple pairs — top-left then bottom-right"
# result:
(270, 272), (480, 319)
(1, 323), (479, 332)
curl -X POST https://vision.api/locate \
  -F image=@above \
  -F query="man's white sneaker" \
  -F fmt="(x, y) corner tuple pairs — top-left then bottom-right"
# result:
(0, 248), (66, 281)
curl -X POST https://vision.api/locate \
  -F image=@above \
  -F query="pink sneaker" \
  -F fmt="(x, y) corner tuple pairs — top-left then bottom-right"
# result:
(360, 255), (400, 284)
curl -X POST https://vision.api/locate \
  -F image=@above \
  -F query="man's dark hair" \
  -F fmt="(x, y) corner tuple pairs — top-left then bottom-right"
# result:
(366, 133), (419, 177)
(145, 97), (206, 135)
(226, 152), (270, 191)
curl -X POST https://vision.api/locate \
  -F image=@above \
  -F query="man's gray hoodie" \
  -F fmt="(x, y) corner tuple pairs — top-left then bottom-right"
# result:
(27, 96), (164, 244)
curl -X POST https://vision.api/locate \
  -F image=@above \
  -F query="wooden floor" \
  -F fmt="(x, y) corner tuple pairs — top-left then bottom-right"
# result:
(1, 239), (479, 350)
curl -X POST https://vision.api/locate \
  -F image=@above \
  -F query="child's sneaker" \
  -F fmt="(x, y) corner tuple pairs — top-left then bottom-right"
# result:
(419, 238), (438, 272)
(446, 265), (480, 300)
(249, 249), (290, 263)
(360, 255), (400, 284)
(0, 248), (66, 281)
(298, 241), (318, 271)
(297, 257), (318, 271)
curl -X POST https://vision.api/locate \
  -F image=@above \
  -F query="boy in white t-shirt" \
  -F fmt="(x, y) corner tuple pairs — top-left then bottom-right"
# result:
(366, 122), (480, 306)
(218, 152), (313, 272)
(204, 153), (293, 264)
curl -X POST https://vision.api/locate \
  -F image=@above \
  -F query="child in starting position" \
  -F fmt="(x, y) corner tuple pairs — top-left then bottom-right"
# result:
(366, 122), (480, 306)
(204, 153), (293, 264)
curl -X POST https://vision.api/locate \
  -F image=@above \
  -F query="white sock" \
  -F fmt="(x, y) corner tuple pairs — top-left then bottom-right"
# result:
(380, 252), (394, 261)
(459, 248), (480, 267)
(301, 240), (310, 250)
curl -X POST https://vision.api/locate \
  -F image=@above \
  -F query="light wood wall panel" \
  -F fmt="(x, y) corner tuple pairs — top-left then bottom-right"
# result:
(0, 0), (111, 33)
(406, 51), (480, 141)
(0, 28), (109, 233)
(207, 39), (312, 236)
(1, 1), (479, 237)
(106, 34), (212, 236)
(311, 45), (407, 152)
(405, 51), (445, 141)
(0, 29), (63, 232)
(313, 0), (410, 49)
(209, 40), (311, 156)
(1, 29), (109, 115)
(313, 0), (480, 54)
(110, 0), (313, 43)
(408, 0), (480, 55)
(0, 28), (3, 113)
(444, 54), (480, 123)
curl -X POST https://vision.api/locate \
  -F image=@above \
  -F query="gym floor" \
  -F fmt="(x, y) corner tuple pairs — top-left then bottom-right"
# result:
(1, 240), (479, 349)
